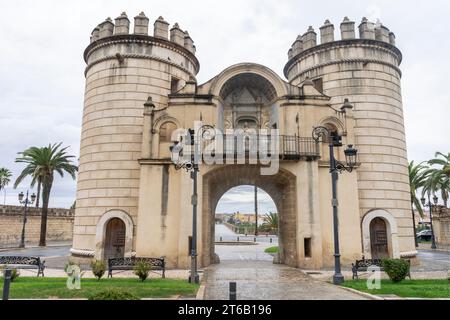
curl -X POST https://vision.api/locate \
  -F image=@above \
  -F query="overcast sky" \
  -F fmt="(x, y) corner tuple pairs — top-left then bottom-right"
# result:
(0, 0), (449, 210)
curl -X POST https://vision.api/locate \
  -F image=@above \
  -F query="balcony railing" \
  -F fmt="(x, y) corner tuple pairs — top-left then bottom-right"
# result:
(200, 134), (319, 161)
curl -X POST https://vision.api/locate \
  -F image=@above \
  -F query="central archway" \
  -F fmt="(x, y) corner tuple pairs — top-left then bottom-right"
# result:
(202, 165), (298, 267)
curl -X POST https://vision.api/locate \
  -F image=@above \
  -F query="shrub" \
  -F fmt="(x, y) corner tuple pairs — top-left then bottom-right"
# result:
(90, 259), (106, 281)
(134, 261), (152, 282)
(88, 289), (140, 300)
(382, 259), (410, 283)
(0, 267), (20, 282)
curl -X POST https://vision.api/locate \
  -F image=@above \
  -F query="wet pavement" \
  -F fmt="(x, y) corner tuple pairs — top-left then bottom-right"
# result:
(206, 224), (365, 300)
(0, 244), (71, 269)
(203, 260), (366, 300)
(414, 249), (450, 271)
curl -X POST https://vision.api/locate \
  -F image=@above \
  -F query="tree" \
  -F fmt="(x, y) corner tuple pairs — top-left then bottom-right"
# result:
(408, 161), (428, 247)
(262, 212), (278, 233)
(15, 143), (77, 246)
(0, 167), (12, 205)
(427, 152), (450, 207)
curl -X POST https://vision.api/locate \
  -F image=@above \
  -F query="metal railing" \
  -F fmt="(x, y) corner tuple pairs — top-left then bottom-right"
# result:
(200, 134), (319, 161)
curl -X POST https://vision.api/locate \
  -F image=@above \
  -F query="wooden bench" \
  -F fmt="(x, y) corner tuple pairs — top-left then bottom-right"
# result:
(108, 257), (165, 278)
(352, 256), (411, 280)
(0, 256), (45, 277)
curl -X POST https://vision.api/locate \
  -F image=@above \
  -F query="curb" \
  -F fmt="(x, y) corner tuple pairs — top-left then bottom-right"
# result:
(196, 284), (206, 300)
(338, 286), (385, 300)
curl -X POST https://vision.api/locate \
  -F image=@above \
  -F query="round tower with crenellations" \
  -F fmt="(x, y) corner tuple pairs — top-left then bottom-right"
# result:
(285, 17), (416, 258)
(72, 12), (199, 259)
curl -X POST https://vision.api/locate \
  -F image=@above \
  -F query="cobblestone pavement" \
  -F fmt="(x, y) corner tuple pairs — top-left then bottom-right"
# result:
(205, 225), (365, 300)
(203, 260), (366, 300)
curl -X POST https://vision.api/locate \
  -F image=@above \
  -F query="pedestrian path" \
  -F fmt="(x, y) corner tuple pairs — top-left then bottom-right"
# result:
(203, 260), (366, 300)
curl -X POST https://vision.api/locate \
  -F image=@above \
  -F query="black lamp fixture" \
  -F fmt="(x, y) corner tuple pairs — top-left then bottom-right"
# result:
(420, 195), (437, 249)
(311, 98), (358, 285)
(18, 190), (36, 248)
(169, 125), (214, 284)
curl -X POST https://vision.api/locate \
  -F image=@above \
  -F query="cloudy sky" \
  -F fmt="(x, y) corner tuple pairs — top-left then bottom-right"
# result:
(0, 0), (449, 211)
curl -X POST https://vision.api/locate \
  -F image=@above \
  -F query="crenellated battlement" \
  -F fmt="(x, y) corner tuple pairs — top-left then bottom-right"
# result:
(89, 12), (196, 55)
(287, 17), (397, 60)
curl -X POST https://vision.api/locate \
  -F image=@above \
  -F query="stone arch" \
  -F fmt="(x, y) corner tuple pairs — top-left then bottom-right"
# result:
(361, 209), (400, 259)
(95, 209), (134, 260)
(319, 116), (345, 135)
(152, 115), (181, 133)
(209, 63), (289, 100)
(202, 165), (298, 267)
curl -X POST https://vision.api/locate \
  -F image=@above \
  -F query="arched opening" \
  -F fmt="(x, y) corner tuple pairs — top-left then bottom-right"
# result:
(104, 218), (126, 260)
(159, 121), (178, 158)
(369, 218), (389, 259)
(361, 209), (400, 259)
(214, 185), (278, 262)
(202, 165), (297, 267)
(218, 73), (279, 130)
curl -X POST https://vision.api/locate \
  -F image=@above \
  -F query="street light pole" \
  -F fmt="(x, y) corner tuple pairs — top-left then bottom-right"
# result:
(18, 190), (36, 248)
(422, 195), (438, 250)
(254, 184), (258, 236)
(189, 163), (199, 284)
(312, 100), (357, 286)
(170, 125), (214, 284)
(328, 142), (344, 285)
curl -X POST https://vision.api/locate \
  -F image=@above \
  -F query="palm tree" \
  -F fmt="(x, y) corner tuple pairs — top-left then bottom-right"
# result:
(427, 152), (450, 207)
(15, 143), (77, 246)
(0, 167), (13, 205)
(262, 212), (278, 234)
(408, 161), (428, 247)
(428, 152), (450, 177)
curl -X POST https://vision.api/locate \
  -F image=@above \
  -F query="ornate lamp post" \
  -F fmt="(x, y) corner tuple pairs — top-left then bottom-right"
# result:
(312, 120), (358, 285)
(18, 190), (36, 248)
(169, 125), (214, 284)
(421, 194), (438, 249)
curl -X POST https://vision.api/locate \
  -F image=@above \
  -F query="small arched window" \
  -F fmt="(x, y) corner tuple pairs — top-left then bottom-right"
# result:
(323, 123), (339, 143)
(159, 122), (177, 142)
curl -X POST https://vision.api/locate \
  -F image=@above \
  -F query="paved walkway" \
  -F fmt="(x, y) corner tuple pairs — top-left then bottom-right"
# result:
(204, 224), (365, 300)
(203, 260), (365, 300)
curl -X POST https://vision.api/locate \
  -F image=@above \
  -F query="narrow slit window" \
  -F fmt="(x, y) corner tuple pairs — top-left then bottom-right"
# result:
(171, 77), (180, 93)
(304, 238), (312, 258)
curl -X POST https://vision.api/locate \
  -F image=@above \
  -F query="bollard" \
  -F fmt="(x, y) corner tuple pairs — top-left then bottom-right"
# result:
(229, 282), (237, 300)
(2, 269), (11, 300)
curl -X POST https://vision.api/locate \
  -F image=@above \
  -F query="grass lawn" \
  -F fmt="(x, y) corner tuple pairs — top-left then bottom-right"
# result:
(343, 279), (450, 299)
(0, 277), (199, 299)
(264, 246), (279, 254)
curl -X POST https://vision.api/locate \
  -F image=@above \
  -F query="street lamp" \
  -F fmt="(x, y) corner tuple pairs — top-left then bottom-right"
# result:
(169, 125), (214, 284)
(312, 121), (358, 285)
(18, 190), (36, 248)
(421, 194), (438, 249)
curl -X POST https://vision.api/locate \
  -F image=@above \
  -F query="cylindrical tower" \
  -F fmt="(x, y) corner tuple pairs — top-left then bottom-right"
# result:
(72, 11), (199, 259)
(284, 17), (415, 257)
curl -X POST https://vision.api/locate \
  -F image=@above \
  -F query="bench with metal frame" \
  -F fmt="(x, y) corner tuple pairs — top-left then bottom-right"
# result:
(108, 257), (165, 278)
(0, 256), (45, 277)
(352, 256), (411, 280)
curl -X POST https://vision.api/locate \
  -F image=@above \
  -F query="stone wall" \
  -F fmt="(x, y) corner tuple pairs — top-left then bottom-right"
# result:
(0, 205), (74, 248)
(434, 206), (450, 250)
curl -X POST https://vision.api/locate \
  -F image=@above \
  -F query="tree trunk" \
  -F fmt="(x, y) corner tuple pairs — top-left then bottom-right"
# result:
(35, 180), (41, 208)
(39, 180), (52, 247)
(411, 201), (418, 247)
